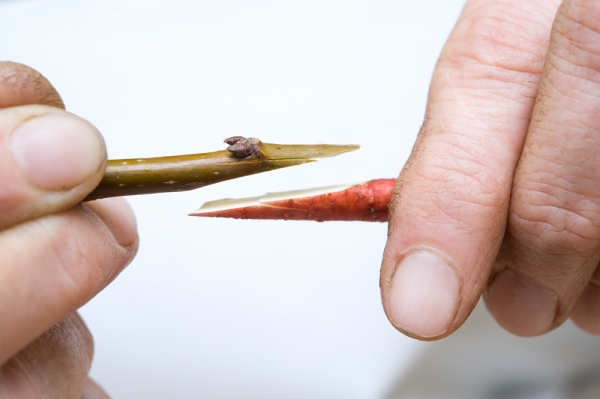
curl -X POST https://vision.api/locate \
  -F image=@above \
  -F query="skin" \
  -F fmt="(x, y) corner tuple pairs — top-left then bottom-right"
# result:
(0, 61), (138, 398)
(4, 0), (600, 392)
(382, 0), (600, 339)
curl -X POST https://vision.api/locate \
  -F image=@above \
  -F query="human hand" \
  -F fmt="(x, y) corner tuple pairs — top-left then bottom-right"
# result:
(381, 0), (600, 339)
(0, 62), (138, 397)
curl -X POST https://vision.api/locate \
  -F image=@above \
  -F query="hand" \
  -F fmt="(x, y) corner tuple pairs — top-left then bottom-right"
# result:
(381, 0), (600, 339)
(0, 62), (138, 397)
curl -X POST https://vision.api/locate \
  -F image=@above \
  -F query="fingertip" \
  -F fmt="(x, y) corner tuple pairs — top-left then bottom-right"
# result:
(0, 106), (109, 229)
(570, 282), (600, 335)
(385, 249), (461, 340)
(486, 269), (558, 336)
(0, 61), (65, 109)
(84, 198), (138, 249)
(10, 113), (107, 192)
(81, 378), (111, 399)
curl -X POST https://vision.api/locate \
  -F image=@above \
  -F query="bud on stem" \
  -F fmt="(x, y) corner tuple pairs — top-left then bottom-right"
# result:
(85, 138), (359, 201)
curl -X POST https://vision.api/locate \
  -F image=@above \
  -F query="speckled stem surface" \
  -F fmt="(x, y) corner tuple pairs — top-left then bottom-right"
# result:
(84, 141), (359, 201)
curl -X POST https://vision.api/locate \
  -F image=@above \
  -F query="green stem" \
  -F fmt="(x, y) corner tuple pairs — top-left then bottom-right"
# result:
(84, 139), (358, 201)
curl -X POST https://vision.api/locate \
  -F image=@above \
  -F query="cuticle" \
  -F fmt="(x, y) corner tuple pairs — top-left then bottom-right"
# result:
(392, 245), (463, 288)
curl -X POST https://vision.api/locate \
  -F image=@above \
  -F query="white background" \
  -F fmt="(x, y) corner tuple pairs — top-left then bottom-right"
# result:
(3, 1), (600, 398)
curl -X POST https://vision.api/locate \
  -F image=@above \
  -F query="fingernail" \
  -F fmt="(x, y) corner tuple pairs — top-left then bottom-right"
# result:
(487, 269), (557, 336)
(85, 197), (138, 248)
(387, 250), (460, 338)
(11, 114), (105, 190)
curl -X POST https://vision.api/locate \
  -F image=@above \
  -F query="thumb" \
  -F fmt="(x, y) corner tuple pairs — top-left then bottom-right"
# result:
(380, 0), (560, 339)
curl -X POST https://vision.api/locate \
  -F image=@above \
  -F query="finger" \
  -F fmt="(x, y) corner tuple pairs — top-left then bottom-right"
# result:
(0, 198), (138, 364)
(570, 265), (600, 334)
(381, 0), (561, 339)
(485, 0), (600, 336)
(570, 281), (600, 334)
(0, 313), (93, 399)
(81, 378), (111, 399)
(0, 104), (107, 229)
(0, 61), (65, 109)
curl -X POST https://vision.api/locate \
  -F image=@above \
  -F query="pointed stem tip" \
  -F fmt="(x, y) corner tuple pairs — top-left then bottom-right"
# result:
(85, 137), (359, 201)
(190, 179), (395, 222)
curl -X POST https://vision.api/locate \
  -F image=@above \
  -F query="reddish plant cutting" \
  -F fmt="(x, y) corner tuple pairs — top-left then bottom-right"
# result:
(190, 179), (395, 222)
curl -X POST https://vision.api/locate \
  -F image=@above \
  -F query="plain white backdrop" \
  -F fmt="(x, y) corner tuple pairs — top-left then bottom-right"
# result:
(3, 1), (600, 398)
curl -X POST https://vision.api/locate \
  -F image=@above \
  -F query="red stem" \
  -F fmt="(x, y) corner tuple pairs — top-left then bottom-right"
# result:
(190, 179), (395, 222)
